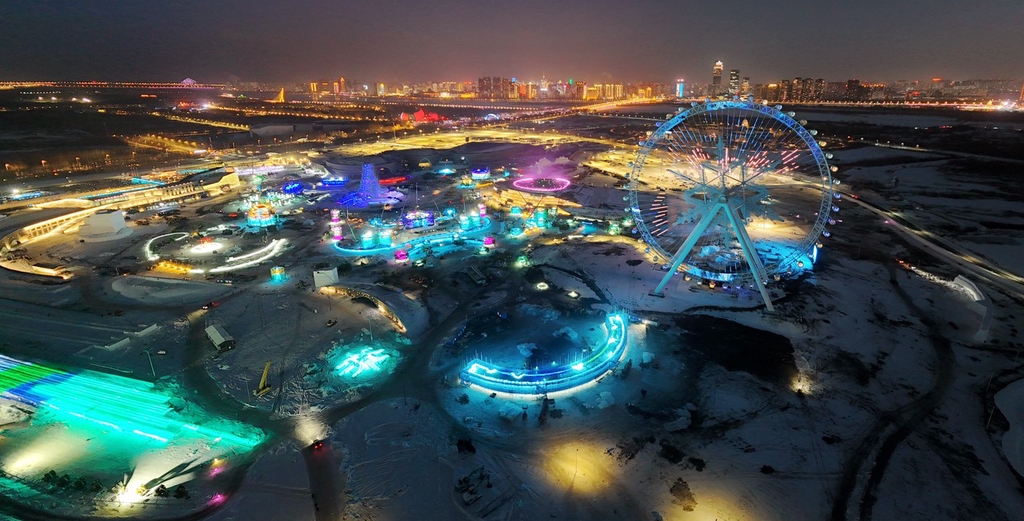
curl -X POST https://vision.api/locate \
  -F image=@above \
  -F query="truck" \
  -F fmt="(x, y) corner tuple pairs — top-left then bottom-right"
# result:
(204, 324), (235, 352)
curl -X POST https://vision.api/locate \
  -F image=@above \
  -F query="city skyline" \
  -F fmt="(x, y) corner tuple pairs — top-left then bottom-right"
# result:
(2, 0), (1022, 84)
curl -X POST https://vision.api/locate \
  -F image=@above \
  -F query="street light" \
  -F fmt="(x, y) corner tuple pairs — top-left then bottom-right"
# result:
(141, 350), (156, 378)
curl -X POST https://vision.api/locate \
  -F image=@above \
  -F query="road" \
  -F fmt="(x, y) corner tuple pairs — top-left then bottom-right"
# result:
(839, 190), (1024, 301)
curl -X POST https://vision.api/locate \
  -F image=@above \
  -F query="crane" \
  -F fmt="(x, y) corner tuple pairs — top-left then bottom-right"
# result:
(253, 361), (273, 397)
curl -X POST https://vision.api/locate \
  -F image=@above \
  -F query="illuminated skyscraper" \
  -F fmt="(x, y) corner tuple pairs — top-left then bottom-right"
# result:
(729, 69), (740, 95)
(740, 77), (750, 96)
(675, 79), (686, 98)
(712, 61), (723, 94)
(791, 77), (804, 101)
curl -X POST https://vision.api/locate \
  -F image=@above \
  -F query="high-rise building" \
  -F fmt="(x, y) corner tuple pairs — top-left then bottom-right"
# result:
(845, 79), (862, 101)
(477, 77), (492, 98)
(339, 77), (346, 93)
(824, 82), (846, 101)
(728, 70), (740, 95)
(712, 61), (723, 94)
(779, 79), (791, 102)
(810, 78), (826, 101)
(477, 77), (514, 99)
(791, 77), (804, 101)
(740, 77), (750, 96)
(675, 79), (686, 98)
(765, 83), (780, 102)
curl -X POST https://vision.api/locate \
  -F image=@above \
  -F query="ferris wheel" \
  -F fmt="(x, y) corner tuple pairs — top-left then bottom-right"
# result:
(628, 99), (839, 310)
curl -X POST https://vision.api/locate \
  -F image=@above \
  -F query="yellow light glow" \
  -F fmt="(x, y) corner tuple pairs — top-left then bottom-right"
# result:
(294, 414), (328, 445)
(3, 428), (90, 475)
(539, 442), (615, 495)
(791, 373), (815, 394)
(117, 489), (145, 504)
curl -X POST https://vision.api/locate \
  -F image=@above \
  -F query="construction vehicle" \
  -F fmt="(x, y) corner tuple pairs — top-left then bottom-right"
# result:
(253, 361), (272, 397)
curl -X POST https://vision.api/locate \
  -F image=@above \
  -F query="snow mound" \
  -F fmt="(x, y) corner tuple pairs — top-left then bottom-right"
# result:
(520, 304), (561, 322)
(110, 275), (227, 305)
(665, 409), (691, 432)
(516, 343), (537, 357)
(995, 378), (1024, 476)
(0, 398), (32, 427)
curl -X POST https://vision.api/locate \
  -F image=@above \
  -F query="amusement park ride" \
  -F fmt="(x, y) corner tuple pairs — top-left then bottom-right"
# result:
(628, 98), (838, 311)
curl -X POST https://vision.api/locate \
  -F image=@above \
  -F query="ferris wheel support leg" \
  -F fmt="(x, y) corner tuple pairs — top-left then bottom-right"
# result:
(723, 206), (775, 312)
(651, 203), (723, 297)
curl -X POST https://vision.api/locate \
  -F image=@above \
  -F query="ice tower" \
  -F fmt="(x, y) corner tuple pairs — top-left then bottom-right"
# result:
(358, 163), (386, 200)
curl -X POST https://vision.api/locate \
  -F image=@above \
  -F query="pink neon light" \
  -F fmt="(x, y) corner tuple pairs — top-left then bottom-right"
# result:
(512, 177), (571, 192)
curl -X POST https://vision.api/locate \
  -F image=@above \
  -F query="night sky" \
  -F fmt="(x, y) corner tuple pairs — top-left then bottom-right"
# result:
(2, 0), (1021, 84)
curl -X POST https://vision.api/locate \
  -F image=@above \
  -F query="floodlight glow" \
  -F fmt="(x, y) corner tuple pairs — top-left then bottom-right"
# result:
(190, 242), (222, 254)
(209, 239), (288, 273)
(460, 313), (629, 396)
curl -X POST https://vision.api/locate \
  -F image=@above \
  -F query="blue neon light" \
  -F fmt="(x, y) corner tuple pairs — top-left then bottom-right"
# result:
(321, 177), (347, 187)
(459, 313), (629, 395)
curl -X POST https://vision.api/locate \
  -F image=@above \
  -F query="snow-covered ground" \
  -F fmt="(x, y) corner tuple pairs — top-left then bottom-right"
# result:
(205, 443), (314, 521)
(108, 275), (230, 306)
(2, 131), (1024, 521)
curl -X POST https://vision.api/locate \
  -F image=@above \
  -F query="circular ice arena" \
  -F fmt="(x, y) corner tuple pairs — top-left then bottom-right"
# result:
(459, 313), (629, 396)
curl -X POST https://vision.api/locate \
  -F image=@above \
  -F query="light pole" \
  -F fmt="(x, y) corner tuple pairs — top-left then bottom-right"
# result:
(141, 350), (156, 378)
